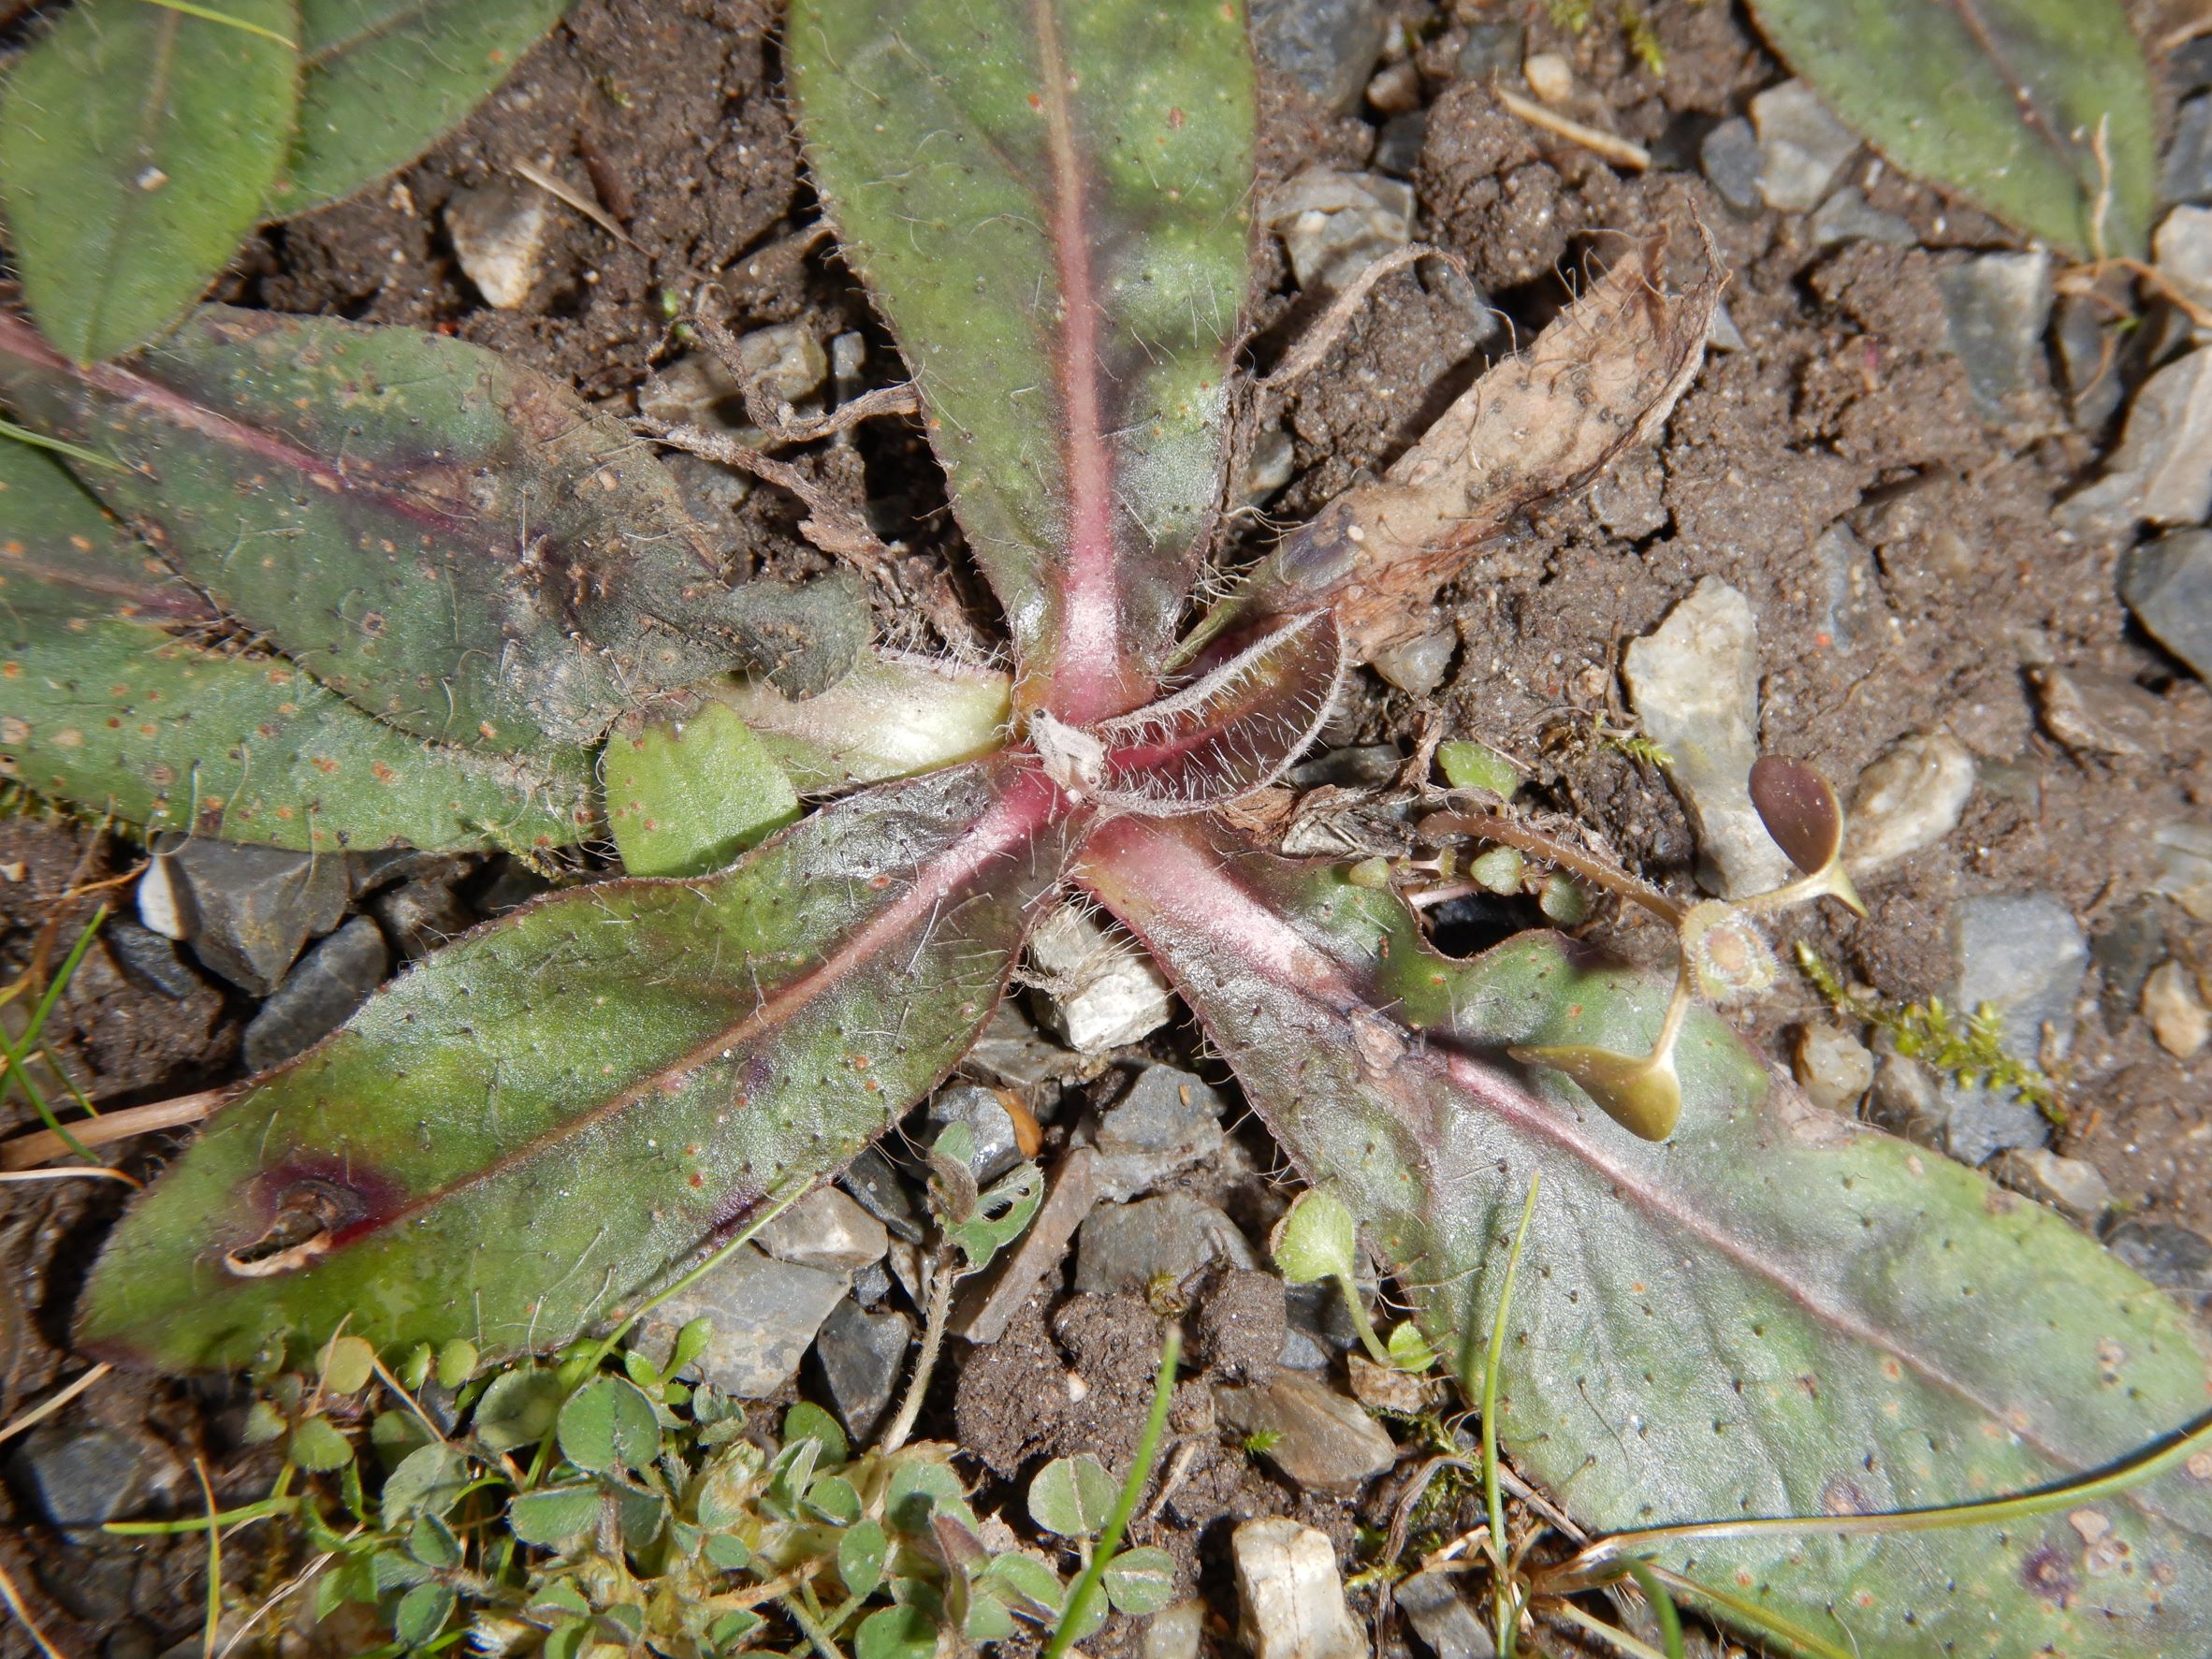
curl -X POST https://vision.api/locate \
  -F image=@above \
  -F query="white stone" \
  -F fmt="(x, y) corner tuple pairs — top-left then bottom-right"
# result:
(1026, 906), (1172, 1054)
(1371, 629), (1455, 695)
(1264, 167), (1415, 291)
(1845, 734), (1975, 876)
(751, 1186), (888, 1273)
(1522, 51), (1574, 106)
(445, 183), (550, 310)
(2144, 959), (2209, 1058)
(137, 852), (186, 939)
(1143, 1602), (1204, 1659)
(1750, 80), (1858, 211)
(1623, 578), (1792, 898)
(1792, 1022), (1874, 1113)
(1233, 1518), (1364, 1659)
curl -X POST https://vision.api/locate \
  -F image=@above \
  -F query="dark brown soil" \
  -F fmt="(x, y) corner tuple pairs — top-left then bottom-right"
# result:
(7, 0), (2212, 1655)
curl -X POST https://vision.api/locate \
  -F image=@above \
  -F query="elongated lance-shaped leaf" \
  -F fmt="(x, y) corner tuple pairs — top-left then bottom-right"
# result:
(789, 0), (1254, 722)
(79, 759), (1073, 1371)
(0, 442), (592, 851)
(1086, 609), (1345, 813)
(0, 308), (866, 755)
(1206, 237), (1716, 666)
(1081, 816), (2212, 1658)
(270, 0), (573, 217)
(0, 0), (298, 364)
(1745, 0), (2155, 258)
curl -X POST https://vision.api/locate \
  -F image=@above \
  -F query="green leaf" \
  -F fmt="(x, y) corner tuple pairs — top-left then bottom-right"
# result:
(0, 308), (865, 755)
(944, 1159), (1044, 1273)
(606, 699), (801, 878)
(703, 1531), (752, 1572)
(1267, 1188), (1357, 1288)
(405, 1513), (461, 1570)
(783, 1400), (849, 1469)
(1026, 1455), (1117, 1539)
(884, 1456), (976, 1536)
(718, 650), (1011, 793)
(789, 0), (1254, 719)
(557, 1375), (660, 1475)
(806, 1474), (862, 1525)
(1743, 0), (2155, 257)
(433, 1338), (478, 1390)
(289, 1413), (355, 1471)
(271, 0), (573, 216)
(0, 427), (593, 853)
(978, 1552), (1063, 1616)
(1385, 1320), (1437, 1373)
(1101, 1545), (1174, 1615)
(0, 0), (296, 362)
(1081, 815), (2212, 1658)
(76, 760), (1067, 1369)
(707, 1608), (764, 1652)
(381, 1443), (472, 1528)
(505, 1484), (601, 1546)
(1436, 739), (1518, 797)
(853, 1603), (938, 1659)
(838, 1517), (888, 1599)
(320, 1333), (377, 1395)
(469, 1366), (563, 1454)
(392, 1579), (456, 1650)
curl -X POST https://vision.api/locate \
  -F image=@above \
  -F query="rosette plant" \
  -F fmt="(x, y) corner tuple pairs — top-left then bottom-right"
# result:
(2, 3), (2208, 1655)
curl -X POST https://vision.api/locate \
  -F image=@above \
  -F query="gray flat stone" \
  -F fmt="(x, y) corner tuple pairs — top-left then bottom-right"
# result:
(753, 1186), (888, 1273)
(171, 839), (350, 995)
(1266, 167), (1416, 292)
(1699, 117), (1762, 213)
(1808, 186), (1914, 248)
(9, 1424), (181, 1534)
(1094, 1065), (1227, 1201)
(1215, 1371), (1397, 1491)
(2120, 529), (2212, 679)
(928, 1083), (1027, 1186)
(2156, 204), (2212, 317)
(1250, 0), (1387, 113)
(1939, 893), (2085, 1163)
(1074, 1192), (1255, 1296)
(1938, 252), (2053, 421)
(104, 918), (202, 1001)
(1623, 578), (1792, 898)
(2107, 1219), (2212, 1303)
(632, 1244), (850, 1399)
(2163, 95), (2212, 206)
(2059, 347), (2212, 534)
(839, 1144), (924, 1244)
(2153, 822), (2212, 920)
(242, 915), (389, 1072)
(369, 870), (475, 961)
(1990, 1148), (2110, 1225)
(1456, 20), (1523, 82)
(810, 1296), (910, 1444)
(1751, 80), (1856, 211)
(1397, 1570), (1496, 1659)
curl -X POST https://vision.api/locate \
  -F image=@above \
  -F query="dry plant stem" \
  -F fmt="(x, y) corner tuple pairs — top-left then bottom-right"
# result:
(0, 1362), (111, 1447)
(192, 1458), (221, 1659)
(876, 1249), (953, 1456)
(633, 418), (895, 570)
(214, 1552), (334, 1659)
(1420, 811), (1684, 925)
(1544, 1598), (1668, 1659)
(0, 1555), (68, 1659)
(0, 1167), (136, 1185)
(1262, 243), (1476, 395)
(0, 1086), (226, 1170)
(1491, 84), (1652, 171)
(511, 160), (637, 248)
(749, 381), (923, 445)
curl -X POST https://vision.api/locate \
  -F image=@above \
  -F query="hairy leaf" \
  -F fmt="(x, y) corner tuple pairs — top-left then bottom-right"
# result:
(1218, 237), (1717, 663)
(1745, 0), (2155, 258)
(271, 0), (572, 216)
(789, 0), (1254, 720)
(0, 308), (866, 755)
(0, 443), (592, 851)
(1082, 816), (2212, 1657)
(1089, 610), (1345, 813)
(78, 759), (1070, 1370)
(0, 0), (297, 363)
(713, 649), (1011, 794)
(605, 699), (800, 878)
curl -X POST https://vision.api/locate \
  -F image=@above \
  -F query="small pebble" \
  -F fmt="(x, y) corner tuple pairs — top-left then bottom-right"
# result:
(1234, 1518), (1363, 1659)
(445, 182), (551, 310)
(240, 915), (388, 1073)
(1698, 117), (1763, 213)
(1989, 1148), (2110, 1225)
(2155, 204), (2212, 318)
(2120, 529), (2212, 680)
(1521, 51), (1573, 106)
(1937, 252), (2054, 421)
(1750, 80), (1857, 211)
(1249, 0), (1388, 113)
(1792, 1022), (1874, 1113)
(2107, 1218), (2212, 1302)
(2059, 348), (2212, 534)
(1028, 906), (1172, 1054)
(1216, 1372), (1397, 1491)
(1845, 734), (1975, 877)
(2143, 959), (2209, 1058)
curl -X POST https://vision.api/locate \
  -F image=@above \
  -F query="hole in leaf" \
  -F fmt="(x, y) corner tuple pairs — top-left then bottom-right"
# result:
(223, 1179), (369, 1277)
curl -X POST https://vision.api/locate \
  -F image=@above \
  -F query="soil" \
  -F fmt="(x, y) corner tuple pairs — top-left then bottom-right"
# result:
(5, 0), (2212, 1655)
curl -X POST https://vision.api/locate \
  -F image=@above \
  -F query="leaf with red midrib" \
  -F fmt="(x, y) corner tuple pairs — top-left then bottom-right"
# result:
(788, 0), (1255, 723)
(1080, 814), (2212, 1658)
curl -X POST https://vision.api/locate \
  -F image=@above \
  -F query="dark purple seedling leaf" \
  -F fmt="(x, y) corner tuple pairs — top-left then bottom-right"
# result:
(1748, 755), (1844, 877)
(1079, 815), (2212, 1657)
(78, 760), (1071, 1370)
(1213, 236), (1718, 666)
(788, 0), (1254, 722)
(0, 308), (866, 757)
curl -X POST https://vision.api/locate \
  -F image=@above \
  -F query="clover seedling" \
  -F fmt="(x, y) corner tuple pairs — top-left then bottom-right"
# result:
(6, 2), (2210, 1654)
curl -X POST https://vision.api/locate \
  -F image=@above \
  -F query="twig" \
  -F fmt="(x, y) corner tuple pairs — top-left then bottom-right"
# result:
(1492, 85), (1650, 171)
(193, 1459), (222, 1659)
(511, 159), (637, 249)
(0, 1167), (138, 1186)
(0, 1364), (111, 1448)
(634, 418), (895, 573)
(875, 1248), (952, 1456)
(214, 1553), (332, 1659)
(0, 1556), (69, 1659)
(1263, 243), (1477, 395)
(1419, 810), (1683, 925)
(0, 1086), (226, 1170)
